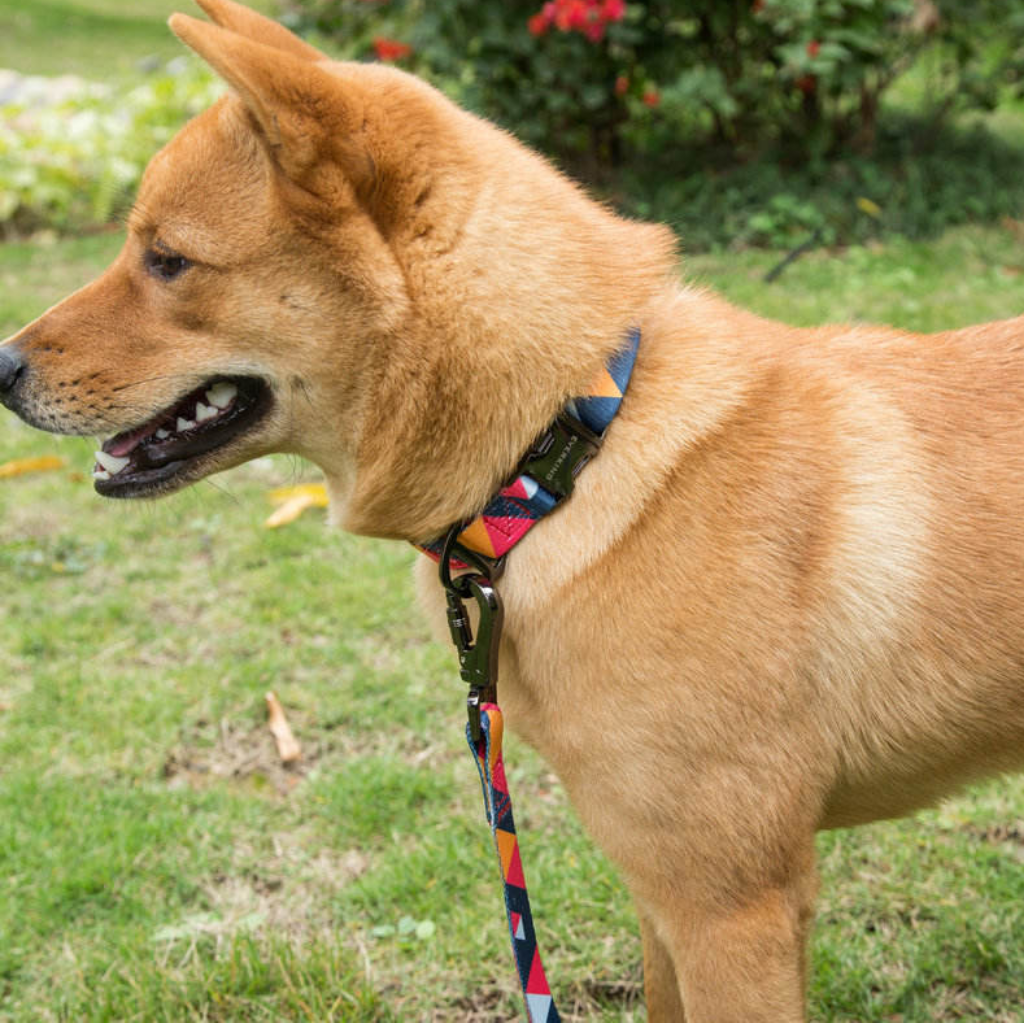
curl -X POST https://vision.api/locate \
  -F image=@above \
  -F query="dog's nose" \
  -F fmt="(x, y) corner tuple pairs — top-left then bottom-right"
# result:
(0, 345), (25, 396)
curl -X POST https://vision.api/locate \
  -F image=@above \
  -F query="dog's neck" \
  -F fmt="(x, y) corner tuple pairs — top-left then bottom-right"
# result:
(299, 76), (679, 542)
(414, 328), (641, 569)
(336, 220), (675, 540)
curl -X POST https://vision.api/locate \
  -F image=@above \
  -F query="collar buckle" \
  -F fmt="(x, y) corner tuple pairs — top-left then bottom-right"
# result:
(518, 411), (602, 500)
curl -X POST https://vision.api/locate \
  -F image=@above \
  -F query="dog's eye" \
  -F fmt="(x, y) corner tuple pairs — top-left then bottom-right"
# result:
(145, 248), (191, 282)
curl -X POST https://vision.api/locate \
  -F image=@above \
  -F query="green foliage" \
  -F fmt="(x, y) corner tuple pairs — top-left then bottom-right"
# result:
(279, 0), (1024, 247)
(621, 114), (1024, 250)
(288, 0), (1024, 170)
(3, 4), (1022, 248)
(0, 63), (222, 237)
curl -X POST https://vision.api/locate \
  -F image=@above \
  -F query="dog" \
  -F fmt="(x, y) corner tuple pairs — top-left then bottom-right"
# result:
(2, 1), (1024, 1018)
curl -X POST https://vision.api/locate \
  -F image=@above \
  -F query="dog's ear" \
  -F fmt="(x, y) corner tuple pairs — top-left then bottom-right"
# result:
(191, 0), (324, 61)
(169, 13), (371, 191)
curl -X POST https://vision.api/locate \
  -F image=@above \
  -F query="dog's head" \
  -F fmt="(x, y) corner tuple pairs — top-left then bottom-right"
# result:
(0, 0), (674, 539)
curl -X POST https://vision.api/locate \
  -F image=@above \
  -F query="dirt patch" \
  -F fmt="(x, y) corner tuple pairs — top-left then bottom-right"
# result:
(203, 847), (370, 935)
(449, 985), (518, 1024)
(163, 710), (321, 795)
(960, 820), (1024, 857)
(151, 843), (372, 965)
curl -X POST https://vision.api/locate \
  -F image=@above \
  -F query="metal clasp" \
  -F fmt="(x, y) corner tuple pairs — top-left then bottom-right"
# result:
(518, 411), (602, 500)
(440, 526), (505, 742)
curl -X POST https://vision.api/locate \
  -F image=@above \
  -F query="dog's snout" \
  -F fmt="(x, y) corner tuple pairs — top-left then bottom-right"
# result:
(0, 345), (26, 401)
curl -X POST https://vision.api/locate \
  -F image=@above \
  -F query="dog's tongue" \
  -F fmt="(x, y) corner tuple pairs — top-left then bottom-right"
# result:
(103, 416), (164, 457)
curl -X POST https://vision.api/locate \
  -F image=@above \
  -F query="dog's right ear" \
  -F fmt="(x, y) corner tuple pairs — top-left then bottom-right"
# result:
(170, 13), (372, 193)
(191, 0), (325, 61)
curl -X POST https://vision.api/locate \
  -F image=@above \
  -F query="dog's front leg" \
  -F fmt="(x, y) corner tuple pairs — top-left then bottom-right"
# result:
(634, 834), (819, 1023)
(638, 904), (686, 1022)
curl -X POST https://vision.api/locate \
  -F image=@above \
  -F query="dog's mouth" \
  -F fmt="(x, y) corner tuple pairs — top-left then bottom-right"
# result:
(92, 376), (272, 497)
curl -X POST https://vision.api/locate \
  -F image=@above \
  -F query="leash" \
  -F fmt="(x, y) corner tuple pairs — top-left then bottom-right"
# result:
(438, 533), (559, 1023)
(426, 330), (641, 1022)
(469, 703), (560, 1023)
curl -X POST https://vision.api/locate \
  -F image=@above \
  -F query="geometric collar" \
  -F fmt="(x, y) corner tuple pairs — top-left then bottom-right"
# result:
(417, 328), (640, 575)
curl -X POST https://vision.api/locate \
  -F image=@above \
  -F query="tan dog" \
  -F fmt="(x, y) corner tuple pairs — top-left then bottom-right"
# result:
(2, 1), (1024, 1019)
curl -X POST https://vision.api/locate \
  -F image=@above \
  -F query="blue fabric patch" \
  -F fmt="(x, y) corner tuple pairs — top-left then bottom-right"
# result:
(573, 327), (640, 434)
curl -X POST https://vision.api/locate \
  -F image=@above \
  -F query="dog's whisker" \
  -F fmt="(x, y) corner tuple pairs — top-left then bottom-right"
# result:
(198, 475), (241, 504)
(109, 373), (189, 394)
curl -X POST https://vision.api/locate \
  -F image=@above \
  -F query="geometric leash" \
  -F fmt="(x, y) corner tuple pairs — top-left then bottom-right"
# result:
(467, 703), (561, 1023)
(435, 333), (642, 1022)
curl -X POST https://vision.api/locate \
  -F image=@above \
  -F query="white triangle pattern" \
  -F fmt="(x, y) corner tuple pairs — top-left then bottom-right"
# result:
(526, 993), (552, 1022)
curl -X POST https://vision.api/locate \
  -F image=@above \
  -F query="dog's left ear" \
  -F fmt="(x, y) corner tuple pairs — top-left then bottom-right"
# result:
(170, 13), (371, 192)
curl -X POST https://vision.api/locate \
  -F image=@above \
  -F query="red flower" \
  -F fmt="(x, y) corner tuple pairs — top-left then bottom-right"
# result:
(527, 11), (549, 35)
(528, 0), (620, 43)
(752, 0), (765, 11)
(642, 89), (660, 108)
(614, 74), (629, 96)
(806, 39), (821, 57)
(567, 1), (589, 30)
(795, 74), (817, 94)
(372, 36), (412, 62)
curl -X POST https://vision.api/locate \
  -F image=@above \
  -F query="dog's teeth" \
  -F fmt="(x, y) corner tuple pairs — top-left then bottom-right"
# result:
(94, 450), (130, 475)
(92, 468), (111, 481)
(205, 382), (236, 409)
(177, 417), (197, 432)
(155, 428), (171, 440)
(195, 402), (218, 422)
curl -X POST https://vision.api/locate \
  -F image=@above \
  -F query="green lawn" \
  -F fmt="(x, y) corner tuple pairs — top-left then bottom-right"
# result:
(2, 229), (1024, 1022)
(687, 224), (1024, 332)
(0, 0), (275, 78)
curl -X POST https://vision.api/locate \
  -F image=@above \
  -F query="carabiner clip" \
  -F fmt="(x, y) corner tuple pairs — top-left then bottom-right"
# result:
(440, 527), (504, 741)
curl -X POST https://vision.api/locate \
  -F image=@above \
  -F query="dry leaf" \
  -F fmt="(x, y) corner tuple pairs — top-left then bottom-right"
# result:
(265, 493), (318, 528)
(264, 482), (328, 528)
(267, 482), (329, 505)
(0, 455), (65, 479)
(265, 691), (302, 764)
(856, 196), (882, 219)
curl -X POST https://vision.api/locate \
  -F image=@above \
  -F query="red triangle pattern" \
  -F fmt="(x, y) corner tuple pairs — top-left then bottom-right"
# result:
(482, 514), (533, 549)
(505, 839), (526, 888)
(526, 949), (552, 996)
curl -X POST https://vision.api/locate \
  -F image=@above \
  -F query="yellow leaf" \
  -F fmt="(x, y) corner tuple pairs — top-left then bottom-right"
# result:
(856, 196), (882, 219)
(266, 482), (329, 507)
(0, 455), (65, 479)
(265, 492), (324, 528)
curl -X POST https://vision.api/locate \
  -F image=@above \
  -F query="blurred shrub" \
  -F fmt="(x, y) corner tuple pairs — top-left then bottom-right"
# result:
(0, 63), (222, 237)
(286, 0), (1024, 172)
(618, 114), (1024, 249)
(2, 3), (1022, 248)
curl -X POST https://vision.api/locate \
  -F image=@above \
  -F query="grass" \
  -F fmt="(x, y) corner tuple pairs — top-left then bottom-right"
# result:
(0, 0), (275, 78)
(686, 222), (1024, 332)
(0, 232), (640, 1024)
(2, 228), (1024, 1023)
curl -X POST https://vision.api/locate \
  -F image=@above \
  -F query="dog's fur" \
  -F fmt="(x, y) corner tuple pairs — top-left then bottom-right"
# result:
(3, 2), (1024, 1018)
